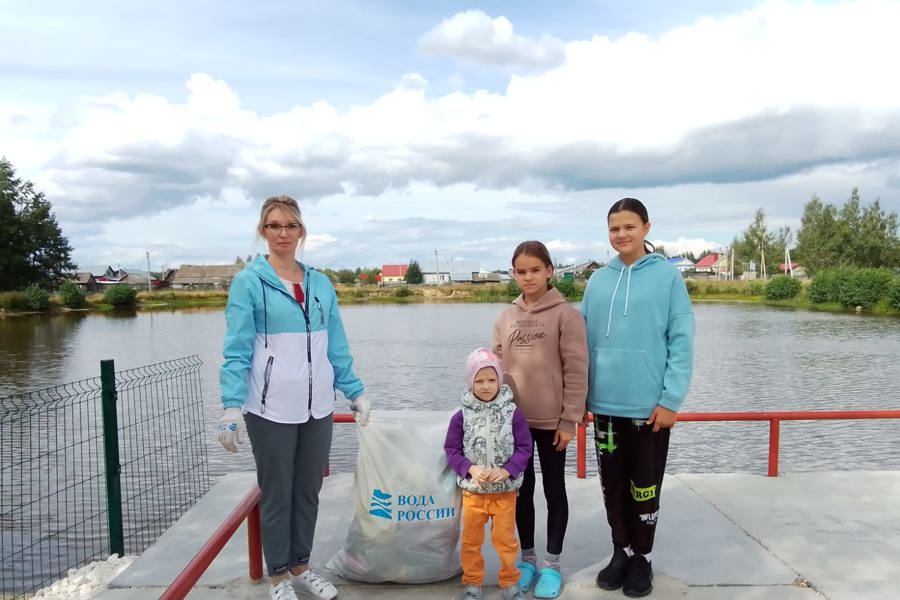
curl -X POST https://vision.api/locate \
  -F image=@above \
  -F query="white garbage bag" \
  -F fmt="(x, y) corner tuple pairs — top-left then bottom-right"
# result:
(328, 410), (462, 583)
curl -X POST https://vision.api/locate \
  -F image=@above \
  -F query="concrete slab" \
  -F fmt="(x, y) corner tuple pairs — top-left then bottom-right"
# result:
(654, 476), (796, 586)
(679, 471), (900, 600)
(110, 472), (259, 588)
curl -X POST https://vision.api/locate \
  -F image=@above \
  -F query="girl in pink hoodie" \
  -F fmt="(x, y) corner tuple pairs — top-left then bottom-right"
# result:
(492, 241), (588, 599)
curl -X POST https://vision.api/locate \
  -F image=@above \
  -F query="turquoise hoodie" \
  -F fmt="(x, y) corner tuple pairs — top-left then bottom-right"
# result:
(580, 253), (694, 419)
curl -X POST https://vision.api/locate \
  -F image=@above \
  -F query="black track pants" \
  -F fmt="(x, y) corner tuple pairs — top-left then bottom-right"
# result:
(593, 414), (669, 555)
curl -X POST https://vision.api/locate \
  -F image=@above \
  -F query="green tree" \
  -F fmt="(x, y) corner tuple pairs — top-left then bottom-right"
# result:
(235, 255), (245, 265)
(335, 269), (357, 285)
(0, 157), (75, 291)
(795, 189), (900, 274)
(731, 208), (784, 277)
(405, 261), (424, 284)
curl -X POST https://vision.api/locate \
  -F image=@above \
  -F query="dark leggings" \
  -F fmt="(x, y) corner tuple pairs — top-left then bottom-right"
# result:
(516, 427), (569, 555)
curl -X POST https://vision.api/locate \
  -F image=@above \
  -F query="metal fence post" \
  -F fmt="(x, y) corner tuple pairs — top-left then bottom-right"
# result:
(101, 359), (125, 557)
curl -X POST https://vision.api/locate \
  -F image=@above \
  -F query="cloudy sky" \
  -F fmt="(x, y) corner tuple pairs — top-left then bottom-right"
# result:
(3, 0), (899, 272)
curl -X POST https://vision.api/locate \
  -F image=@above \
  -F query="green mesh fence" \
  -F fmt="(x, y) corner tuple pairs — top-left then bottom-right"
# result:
(0, 356), (210, 599)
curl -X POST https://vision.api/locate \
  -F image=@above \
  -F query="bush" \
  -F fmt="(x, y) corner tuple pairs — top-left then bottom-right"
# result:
(889, 278), (900, 311)
(58, 282), (87, 308)
(0, 291), (28, 311)
(23, 284), (51, 311)
(749, 282), (765, 296)
(553, 277), (575, 298)
(809, 268), (894, 309)
(103, 284), (137, 307)
(765, 275), (802, 300)
(838, 269), (894, 310)
(393, 286), (412, 297)
(808, 268), (849, 304)
(506, 280), (521, 298)
(684, 280), (698, 296)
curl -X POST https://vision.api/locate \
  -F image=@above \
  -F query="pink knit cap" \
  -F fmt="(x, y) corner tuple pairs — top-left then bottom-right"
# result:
(465, 347), (503, 392)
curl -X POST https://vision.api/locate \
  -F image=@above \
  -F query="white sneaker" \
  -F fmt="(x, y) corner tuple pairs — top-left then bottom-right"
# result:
(269, 579), (296, 600)
(290, 569), (337, 600)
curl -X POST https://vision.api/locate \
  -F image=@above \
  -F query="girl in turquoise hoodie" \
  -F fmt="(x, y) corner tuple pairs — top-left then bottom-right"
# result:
(580, 198), (694, 598)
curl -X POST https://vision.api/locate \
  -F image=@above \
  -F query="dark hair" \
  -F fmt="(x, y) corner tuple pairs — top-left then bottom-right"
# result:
(511, 240), (553, 290)
(608, 197), (656, 254)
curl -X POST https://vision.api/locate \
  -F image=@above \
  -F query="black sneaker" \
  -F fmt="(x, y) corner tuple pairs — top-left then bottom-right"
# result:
(622, 554), (653, 597)
(595, 547), (629, 590)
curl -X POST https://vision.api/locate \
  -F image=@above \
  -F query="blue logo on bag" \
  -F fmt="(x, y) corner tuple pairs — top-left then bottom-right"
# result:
(368, 488), (456, 522)
(368, 488), (392, 520)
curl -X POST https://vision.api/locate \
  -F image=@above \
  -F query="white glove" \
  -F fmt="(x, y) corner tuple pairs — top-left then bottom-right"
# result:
(217, 407), (245, 453)
(350, 394), (370, 426)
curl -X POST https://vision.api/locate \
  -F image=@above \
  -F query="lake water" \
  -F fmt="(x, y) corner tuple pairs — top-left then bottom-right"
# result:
(2, 302), (899, 478)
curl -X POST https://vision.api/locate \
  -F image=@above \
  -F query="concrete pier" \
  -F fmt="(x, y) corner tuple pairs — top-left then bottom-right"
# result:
(95, 470), (900, 600)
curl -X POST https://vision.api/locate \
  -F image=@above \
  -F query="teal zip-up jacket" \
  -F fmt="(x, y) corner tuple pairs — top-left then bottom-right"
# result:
(580, 253), (694, 419)
(220, 256), (364, 423)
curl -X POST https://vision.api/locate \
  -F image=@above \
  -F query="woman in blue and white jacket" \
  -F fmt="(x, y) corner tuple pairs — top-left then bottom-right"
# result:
(218, 195), (369, 600)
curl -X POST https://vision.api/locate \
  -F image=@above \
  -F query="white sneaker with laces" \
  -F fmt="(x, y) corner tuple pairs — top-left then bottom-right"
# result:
(290, 569), (338, 600)
(269, 579), (296, 600)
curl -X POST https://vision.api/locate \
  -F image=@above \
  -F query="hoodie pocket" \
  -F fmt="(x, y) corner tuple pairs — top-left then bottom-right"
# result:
(260, 356), (275, 411)
(591, 348), (662, 405)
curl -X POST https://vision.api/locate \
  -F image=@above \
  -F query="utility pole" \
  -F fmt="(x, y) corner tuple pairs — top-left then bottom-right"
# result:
(760, 245), (767, 280)
(730, 247), (735, 281)
(145, 251), (152, 292)
(434, 249), (440, 285)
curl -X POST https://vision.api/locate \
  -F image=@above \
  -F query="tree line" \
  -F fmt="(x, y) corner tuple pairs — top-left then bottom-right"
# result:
(2, 154), (897, 296)
(731, 188), (899, 276)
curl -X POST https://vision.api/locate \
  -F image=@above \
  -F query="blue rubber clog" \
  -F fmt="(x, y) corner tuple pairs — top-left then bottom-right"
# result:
(533, 567), (563, 599)
(516, 561), (538, 592)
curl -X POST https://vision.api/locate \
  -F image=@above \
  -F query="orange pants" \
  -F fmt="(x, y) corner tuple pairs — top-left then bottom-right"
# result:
(461, 490), (520, 587)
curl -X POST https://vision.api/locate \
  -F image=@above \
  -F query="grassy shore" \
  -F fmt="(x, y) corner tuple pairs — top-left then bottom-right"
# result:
(2, 279), (898, 317)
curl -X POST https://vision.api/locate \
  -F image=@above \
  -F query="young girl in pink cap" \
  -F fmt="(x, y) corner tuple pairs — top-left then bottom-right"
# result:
(444, 348), (533, 600)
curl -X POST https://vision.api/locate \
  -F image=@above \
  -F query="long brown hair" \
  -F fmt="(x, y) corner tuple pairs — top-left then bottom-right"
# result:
(511, 240), (553, 290)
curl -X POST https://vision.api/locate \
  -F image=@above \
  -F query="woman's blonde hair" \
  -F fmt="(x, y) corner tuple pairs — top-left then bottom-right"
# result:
(257, 195), (306, 243)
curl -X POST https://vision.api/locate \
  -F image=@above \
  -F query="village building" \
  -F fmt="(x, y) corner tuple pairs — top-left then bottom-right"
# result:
(778, 261), (808, 279)
(69, 272), (100, 293)
(380, 264), (408, 284)
(169, 264), (244, 290)
(667, 256), (695, 274)
(555, 260), (601, 279)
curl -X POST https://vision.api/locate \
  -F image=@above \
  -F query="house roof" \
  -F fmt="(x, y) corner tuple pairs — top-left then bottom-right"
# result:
(778, 262), (801, 271)
(668, 257), (695, 266)
(695, 254), (720, 268)
(556, 260), (600, 274)
(381, 264), (408, 278)
(72, 272), (95, 283)
(172, 264), (243, 283)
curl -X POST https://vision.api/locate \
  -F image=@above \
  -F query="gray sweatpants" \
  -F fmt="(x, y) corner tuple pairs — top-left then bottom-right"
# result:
(244, 412), (333, 576)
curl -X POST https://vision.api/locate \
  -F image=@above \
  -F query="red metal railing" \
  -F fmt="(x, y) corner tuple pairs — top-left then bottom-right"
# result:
(163, 409), (900, 598)
(160, 413), (355, 600)
(575, 410), (900, 479)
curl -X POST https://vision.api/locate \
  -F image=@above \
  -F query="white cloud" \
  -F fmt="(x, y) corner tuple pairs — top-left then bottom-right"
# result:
(546, 239), (578, 253)
(6, 1), (900, 269)
(418, 10), (565, 69)
(654, 237), (722, 257)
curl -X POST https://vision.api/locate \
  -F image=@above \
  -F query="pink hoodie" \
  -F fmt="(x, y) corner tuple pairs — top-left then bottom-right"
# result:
(492, 287), (588, 433)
